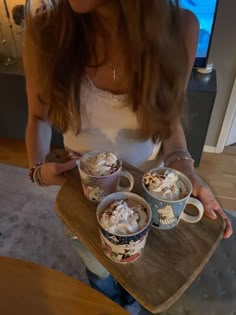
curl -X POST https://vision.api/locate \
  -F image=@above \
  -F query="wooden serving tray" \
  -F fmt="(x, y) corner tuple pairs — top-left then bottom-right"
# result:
(50, 150), (225, 313)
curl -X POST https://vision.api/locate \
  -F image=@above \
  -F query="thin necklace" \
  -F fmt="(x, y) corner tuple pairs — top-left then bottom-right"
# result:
(113, 67), (119, 81)
(111, 63), (119, 81)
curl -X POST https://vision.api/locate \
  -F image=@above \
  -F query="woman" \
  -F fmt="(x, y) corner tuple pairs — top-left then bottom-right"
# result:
(24, 0), (233, 312)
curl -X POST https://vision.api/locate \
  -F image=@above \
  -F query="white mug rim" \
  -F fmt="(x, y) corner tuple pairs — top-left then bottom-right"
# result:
(96, 192), (152, 237)
(78, 151), (122, 178)
(142, 167), (193, 203)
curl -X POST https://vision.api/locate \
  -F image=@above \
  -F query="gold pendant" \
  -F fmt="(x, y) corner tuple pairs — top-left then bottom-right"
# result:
(113, 68), (119, 81)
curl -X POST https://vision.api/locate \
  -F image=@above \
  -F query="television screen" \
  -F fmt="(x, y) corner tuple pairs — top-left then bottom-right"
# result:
(179, 0), (218, 68)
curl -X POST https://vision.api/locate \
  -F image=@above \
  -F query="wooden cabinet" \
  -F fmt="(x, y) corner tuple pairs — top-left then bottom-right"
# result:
(0, 66), (63, 147)
(185, 70), (217, 166)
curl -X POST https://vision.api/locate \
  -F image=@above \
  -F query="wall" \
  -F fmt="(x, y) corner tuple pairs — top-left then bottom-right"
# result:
(205, 0), (236, 146)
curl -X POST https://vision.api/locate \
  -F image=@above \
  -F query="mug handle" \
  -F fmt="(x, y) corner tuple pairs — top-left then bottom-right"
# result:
(117, 170), (134, 192)
(180, 197), (204, 223)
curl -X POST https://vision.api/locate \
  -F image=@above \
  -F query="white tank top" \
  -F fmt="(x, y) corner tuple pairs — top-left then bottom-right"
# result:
(63, 76), (162, 171)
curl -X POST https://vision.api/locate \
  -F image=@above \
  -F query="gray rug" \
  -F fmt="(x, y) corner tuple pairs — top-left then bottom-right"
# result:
(0, 163), (236, 315)
(0, 163), (88, 284)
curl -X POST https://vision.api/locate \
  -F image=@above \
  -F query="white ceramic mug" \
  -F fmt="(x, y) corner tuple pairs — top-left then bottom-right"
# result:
(77, 151), (134, 203)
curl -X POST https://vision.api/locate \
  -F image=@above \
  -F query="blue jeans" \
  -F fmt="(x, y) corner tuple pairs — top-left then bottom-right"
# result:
(86, 268), (136, 307)
(65, 227), (142, 314)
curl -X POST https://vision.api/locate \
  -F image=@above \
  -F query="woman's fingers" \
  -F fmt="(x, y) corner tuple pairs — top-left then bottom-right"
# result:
(68, 150), (82, 160)
(204, 200), (233, 238)
(39, 160), (77, 186)
(194, 185), (217, 219)
(192, 183), (233, 238)
(53, 159), (78, 175)
(213, 207), (233, 239)
(222, 216), (233, 239)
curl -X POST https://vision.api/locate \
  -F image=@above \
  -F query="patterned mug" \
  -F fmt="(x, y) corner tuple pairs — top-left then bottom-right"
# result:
(77, 151), (134, 203)
(142, 167), (204, 230)
(96, 192), (152, 263)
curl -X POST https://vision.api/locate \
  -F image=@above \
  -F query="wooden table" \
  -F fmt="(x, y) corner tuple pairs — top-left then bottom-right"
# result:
(0, 256), (129, 315)
(51, 151), (225, 314)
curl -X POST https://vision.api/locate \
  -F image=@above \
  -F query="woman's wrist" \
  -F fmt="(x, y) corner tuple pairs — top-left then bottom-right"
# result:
(167, 159), (195, 174)
(29, 163), (47, 186)
(165, 149), (196, 178)
(164, 149), (194, 169)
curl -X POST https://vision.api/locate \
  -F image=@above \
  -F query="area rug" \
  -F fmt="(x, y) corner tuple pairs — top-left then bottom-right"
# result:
(0, 163), (88, 284)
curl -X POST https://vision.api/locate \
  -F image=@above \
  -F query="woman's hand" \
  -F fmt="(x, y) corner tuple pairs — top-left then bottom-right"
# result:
(187, 171), (233, 239)
(40, 159), (77, 186)
(169, 161), (233, 239)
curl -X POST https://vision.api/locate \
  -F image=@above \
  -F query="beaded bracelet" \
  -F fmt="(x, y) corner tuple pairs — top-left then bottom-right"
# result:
(165, 156), (194, 167)
(34, 165), (47, 186)
(29, 163), (47, 186)
(164, 150), (195, 168)
(29, 163), (42, 183)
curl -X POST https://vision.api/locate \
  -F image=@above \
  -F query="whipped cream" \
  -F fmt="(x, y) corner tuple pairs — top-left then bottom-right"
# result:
(82, 152), (119, 176)
(143, 169), (188, 201)
(100, 199), (148, 235)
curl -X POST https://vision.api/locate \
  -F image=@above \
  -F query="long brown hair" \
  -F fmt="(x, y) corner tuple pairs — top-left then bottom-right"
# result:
(24, 0), (188, 140)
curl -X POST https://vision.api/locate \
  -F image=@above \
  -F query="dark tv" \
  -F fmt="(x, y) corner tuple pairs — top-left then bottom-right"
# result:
(179, 0), (219, 68)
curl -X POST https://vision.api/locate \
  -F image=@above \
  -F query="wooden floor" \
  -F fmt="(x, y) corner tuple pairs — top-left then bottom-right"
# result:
(196, 151), (236, 210)
(224, 143), (236, 154)
(0, 138), (235, 210)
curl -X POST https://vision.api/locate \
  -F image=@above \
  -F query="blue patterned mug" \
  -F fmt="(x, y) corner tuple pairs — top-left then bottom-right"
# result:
(142, 167), (204, 230)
